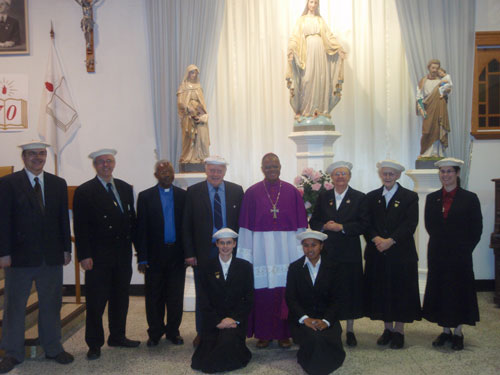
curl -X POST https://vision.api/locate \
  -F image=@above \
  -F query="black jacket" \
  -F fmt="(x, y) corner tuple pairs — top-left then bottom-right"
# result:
(0, 170), (71, 266)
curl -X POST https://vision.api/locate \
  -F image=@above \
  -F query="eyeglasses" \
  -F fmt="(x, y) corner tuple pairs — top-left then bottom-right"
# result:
(333, 171), (349, 177)
(94, 159), (115, 166)
(25, 151), (47, 157)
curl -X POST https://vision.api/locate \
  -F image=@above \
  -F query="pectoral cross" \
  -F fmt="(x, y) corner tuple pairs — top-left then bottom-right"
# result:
(270, 205), (279, 219)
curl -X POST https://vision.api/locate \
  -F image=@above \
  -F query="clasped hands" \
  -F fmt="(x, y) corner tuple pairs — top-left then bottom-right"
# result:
(304, 317), (328, 331)
(372, 236), (395, 253)
(216, 317), (237, 329)
(323, 220), (343, 232)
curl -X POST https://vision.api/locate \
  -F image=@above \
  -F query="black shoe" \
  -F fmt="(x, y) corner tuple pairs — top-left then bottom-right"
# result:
(147, 338), (159, 347)
(432, 332), (452, 347)
(0, 357), (21, 374)
(107, 337), (141, 348)
(346, 332), (357, 347)
(390, 332), (404, 349)
(87, 347), (101, 360)
(377, 329), (392, 345)
(45, 351), (74, 364)
(166, 335), (184, 345)
(451, 334), (464, 351)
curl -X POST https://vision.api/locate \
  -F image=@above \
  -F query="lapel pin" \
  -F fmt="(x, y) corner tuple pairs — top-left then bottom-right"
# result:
(346, 199), (351, 204)
(394, 200), (400, 208)
(329, 199), (334, 206)
(215, 271), (220, 279)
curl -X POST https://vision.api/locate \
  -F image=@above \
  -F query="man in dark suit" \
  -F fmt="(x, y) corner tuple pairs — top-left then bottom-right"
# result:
(73, 148), (139, 360)
(136, 160), (186, 347)
(191, 228), (254, 373)
(286, 229), (346, 375)
(183, 155), (244, 346)
(363, 160), (422, 349)
(0, 141), (73, 374)
(309, 160), (369, 347)
(0, 0), (21, 48)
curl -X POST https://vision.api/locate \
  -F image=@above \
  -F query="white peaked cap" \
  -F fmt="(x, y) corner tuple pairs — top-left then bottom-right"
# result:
(88, 148), (117, 160)
(376, 159), (405, 172)
(18, 140), (51, 150)
(434, 157), (464, 168)
(297, 229), (328, 242)
(213, 228), (238, 240)
(326, 161), (353, 175)
(204, 155), (228, 165)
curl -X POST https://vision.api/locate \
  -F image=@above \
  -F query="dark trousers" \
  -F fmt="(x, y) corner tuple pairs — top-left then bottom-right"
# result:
(84, 263), (132, 348)
(145, 253), (186, 341)
(194, 243), (219, 332)
(0, 263), (63, 362)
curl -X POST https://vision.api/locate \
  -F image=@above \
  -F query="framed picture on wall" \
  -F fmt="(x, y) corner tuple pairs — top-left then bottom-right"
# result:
(0, 0), (29, 55)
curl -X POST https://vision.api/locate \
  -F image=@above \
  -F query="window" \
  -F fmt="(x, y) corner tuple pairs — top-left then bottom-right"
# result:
(471, 31), (500, 139)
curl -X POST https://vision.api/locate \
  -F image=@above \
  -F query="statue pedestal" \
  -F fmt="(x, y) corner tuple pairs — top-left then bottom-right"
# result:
(288, 130), (342, 174)
(174, 172), (205, 311)
(175, 172), (205, 191)
(405, 169), (441, 299)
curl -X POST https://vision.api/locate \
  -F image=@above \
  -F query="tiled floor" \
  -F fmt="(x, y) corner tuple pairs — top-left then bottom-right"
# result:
(9, 292), (500, 375)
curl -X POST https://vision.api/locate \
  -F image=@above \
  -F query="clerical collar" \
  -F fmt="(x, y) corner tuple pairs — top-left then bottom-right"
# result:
(158, 184), (171, 193)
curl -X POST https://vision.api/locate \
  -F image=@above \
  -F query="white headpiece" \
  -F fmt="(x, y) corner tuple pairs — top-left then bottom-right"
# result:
(434, 157), (464, 168)
(204, 155), (228, 166)
(88, 148), (117, 160)
(296, 229), (328, 242)
(326, 161), (353, 175)
(376, 159), (405, 172)
(18, 140), (51, 150)
(213, 228), (238, 240)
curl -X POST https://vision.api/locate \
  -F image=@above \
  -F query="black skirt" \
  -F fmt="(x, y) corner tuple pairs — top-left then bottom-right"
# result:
(364, 255), (422, 323)
(337, 261), (364, 320)
(191, 327), (251, 373)
(291, 320), (346, 375)
(423, 258), (479, 327)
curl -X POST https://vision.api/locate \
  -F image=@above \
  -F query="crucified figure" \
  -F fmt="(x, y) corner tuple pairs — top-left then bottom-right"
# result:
(74, 0), (102, 49)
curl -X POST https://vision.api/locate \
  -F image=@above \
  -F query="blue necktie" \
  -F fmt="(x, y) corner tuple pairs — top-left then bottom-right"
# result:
(107, 182), (122, 212)
(214, 187), (222, 230)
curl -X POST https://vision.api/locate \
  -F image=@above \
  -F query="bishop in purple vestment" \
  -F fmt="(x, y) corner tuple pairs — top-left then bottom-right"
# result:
(237, 153), (307, 348)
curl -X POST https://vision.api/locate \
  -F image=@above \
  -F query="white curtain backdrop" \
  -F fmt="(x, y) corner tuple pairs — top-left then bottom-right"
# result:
(145, 0), (226, 168)
(211, 0), (418, 193)
(395, 0), (476, 185)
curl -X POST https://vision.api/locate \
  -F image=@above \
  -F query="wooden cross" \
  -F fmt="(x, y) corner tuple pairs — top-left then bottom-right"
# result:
(74, 0), (103, 72)
(270, 205), (279, 219)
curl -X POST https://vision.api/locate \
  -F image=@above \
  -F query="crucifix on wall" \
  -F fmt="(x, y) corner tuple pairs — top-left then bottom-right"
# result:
(74, 0), (103, 72)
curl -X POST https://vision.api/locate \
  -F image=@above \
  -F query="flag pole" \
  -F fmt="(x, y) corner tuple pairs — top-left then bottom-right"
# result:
(49, 22), (59, 176)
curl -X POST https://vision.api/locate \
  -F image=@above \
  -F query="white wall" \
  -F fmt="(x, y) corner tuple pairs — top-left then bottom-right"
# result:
(1, 0), (499, 283)
(468, 0), (500, 280)
(0, 0), (157, 284)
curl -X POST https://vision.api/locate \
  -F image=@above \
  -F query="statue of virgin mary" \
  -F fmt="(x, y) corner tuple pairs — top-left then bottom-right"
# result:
(286, 0), (346, 125)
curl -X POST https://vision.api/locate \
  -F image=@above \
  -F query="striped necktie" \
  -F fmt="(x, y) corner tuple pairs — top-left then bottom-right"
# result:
(214, 187), (222, 230)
